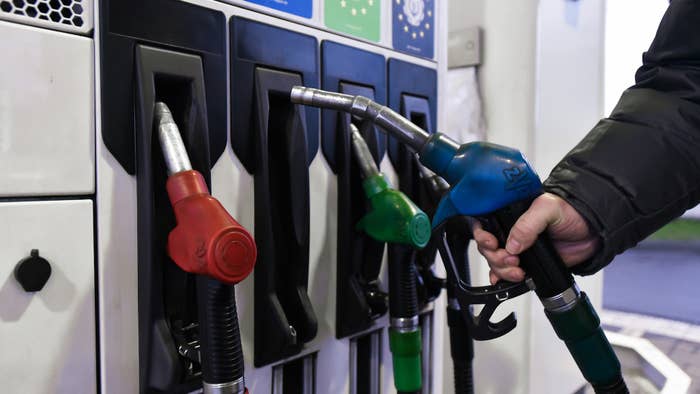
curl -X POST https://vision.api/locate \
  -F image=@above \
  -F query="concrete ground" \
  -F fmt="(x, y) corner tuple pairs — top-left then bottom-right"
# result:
(601, 310), (700, 393)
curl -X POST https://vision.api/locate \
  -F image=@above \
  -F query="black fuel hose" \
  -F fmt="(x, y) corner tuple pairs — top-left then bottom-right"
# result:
(446, 218), (475, 394)
(197, 276), (245, 387)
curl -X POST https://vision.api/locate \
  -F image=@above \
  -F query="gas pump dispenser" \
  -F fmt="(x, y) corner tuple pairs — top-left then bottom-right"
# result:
(0, 1), (452, 393)
(0, 0), (627, 392)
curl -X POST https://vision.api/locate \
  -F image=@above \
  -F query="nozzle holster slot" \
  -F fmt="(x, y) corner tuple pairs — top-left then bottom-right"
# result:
(320, 42), (390, 338)
(134, 44), (213, 392)
(231, 19), (320, 367)
(100, 0), (226, 174)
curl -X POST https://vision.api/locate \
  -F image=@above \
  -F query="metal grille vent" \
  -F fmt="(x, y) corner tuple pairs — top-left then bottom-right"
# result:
(0, 0), (90, 33)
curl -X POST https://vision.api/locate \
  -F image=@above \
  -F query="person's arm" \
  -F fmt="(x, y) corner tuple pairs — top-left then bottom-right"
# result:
(546, 0), (700, 275)
(476, 0), (700, 281)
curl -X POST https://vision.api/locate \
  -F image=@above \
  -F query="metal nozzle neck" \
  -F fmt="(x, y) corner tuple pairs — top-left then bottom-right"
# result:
(154, 101), (193, 176)
(350, 123), (380, 178)
(290, 86), (431, 152)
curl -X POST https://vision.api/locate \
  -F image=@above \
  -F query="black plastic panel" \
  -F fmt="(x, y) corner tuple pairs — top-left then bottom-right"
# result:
(134, 45), (211, 393)
(100, 0), (227, 174)
(387, 59), (437, 166)
(230, 20), (319, 366)
(230, 17), (319, 174)
(321, 41), (387, 172)
(249, 67), (318, 367)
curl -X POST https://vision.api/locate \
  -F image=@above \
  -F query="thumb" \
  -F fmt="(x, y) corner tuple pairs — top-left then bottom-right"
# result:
(505, 195), (562, 254)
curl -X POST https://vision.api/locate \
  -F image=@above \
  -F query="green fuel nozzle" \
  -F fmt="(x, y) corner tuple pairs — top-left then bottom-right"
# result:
(351, 124), (426, 392)
(350, 124), (431, 249)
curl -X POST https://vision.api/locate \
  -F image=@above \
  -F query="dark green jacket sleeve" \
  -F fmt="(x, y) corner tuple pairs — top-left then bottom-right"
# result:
(544, 0), (700, 275)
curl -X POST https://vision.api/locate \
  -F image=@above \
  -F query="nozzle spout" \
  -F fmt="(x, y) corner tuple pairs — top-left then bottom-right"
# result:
(155, 102), (192, 176)
(350, 124), (380, 179)
(290, 86), (431, 152)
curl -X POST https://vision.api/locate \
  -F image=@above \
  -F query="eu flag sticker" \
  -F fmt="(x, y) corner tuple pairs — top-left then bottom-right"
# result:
(245, 0), (313, 18)
(325, 0), (380, 42)
(392, 0), (434, 59)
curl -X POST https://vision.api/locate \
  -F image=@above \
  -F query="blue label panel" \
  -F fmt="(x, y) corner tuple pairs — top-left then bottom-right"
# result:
(392, 0), (434, 59)
(245, 0), (313, 18)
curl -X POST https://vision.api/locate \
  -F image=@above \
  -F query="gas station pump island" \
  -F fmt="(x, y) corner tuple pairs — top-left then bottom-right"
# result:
(0, 0), (629, 394)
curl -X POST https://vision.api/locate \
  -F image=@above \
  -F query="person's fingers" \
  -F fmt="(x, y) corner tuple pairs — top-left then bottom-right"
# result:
(490, 265), (526, 283)
(489, 270), (499, 285)
(477, 246), (515, 269)
(504, 255), (519, 266)
(506, 194), (563, 255)
(473, 222), (499, 251)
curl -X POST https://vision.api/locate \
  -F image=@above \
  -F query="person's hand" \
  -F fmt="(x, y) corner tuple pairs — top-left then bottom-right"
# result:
(473, 193), (599, 284)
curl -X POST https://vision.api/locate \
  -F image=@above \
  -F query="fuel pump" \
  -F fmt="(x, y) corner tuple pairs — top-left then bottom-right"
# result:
(349, 124), (430, 393)
(155, 102), (256, 394)
(290, 87), (629, 394)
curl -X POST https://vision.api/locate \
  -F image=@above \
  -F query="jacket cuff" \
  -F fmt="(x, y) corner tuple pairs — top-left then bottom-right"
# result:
(543, 164), (639, 276)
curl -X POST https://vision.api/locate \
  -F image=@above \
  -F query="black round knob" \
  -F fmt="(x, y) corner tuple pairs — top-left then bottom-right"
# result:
(14, 249), (52, 292)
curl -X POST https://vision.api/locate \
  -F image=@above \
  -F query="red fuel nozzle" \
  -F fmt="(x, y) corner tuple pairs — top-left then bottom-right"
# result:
(166, 170), (256, 284)
(155, 102), (256, 284)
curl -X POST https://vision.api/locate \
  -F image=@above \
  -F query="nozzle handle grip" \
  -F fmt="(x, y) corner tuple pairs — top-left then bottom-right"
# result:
(484, 197), (573, 298)
(166, 170), (257, 284)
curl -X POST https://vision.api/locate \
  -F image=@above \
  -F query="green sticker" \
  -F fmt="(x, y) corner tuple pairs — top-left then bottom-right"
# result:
(325, 0), (380, 42)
